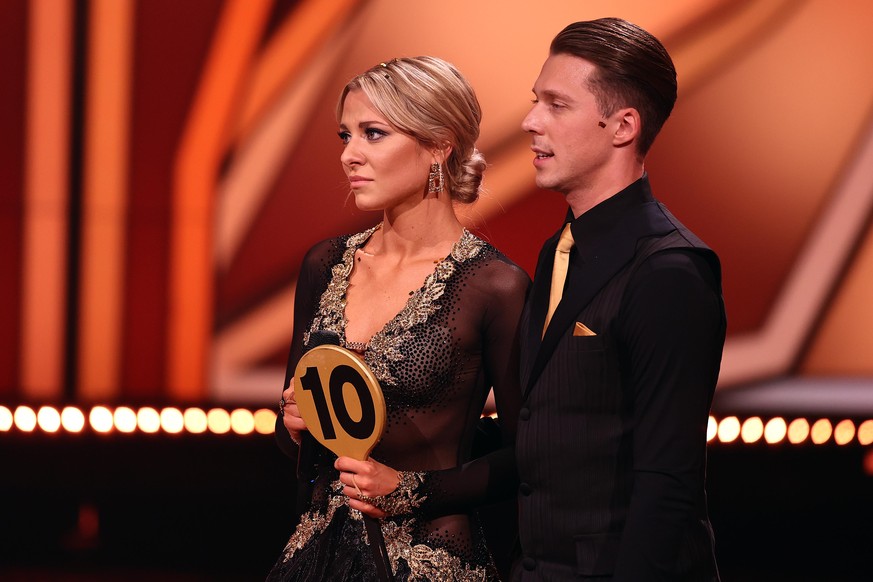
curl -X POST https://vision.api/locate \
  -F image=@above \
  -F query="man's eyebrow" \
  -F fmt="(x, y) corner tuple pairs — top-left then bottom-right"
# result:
(535, 88), (575, 102)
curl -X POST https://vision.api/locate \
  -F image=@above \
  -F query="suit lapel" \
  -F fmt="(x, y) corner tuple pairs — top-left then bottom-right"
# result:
(522, 201), (676, 399)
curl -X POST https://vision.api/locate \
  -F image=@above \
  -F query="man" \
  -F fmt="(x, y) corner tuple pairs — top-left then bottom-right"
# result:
(514, 18), (725, 581)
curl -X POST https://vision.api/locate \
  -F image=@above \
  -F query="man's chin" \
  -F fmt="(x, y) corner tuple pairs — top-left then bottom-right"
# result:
(534, 174), (558, 191)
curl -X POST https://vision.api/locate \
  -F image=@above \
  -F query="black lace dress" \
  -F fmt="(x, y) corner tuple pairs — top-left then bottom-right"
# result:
(267, 225), (529, 581)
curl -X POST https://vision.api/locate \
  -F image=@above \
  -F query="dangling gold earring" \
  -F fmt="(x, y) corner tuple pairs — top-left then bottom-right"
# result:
(427, 162), (444, 195)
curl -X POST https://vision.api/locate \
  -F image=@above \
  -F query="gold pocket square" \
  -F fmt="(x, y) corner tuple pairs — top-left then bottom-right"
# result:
(574, 322), (597, 336)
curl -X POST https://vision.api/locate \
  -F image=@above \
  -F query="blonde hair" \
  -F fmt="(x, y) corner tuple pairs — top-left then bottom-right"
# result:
(336, 56), (486, 204)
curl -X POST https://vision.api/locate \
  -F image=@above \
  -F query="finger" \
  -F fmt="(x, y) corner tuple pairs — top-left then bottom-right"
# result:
(283, 414), (306, 433)
(285, 402), (303, 420)
(350, 473), (364, 497)
(334, 456), (366, 474)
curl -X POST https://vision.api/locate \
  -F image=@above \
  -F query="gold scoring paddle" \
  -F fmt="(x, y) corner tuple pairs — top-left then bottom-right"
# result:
(293, 345), (386, 461)
(293, 344), (392, 581)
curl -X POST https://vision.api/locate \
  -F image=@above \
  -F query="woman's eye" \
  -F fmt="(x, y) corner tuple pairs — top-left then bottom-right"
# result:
(337, 131), (351, 144)
(364, 128), (387, 141)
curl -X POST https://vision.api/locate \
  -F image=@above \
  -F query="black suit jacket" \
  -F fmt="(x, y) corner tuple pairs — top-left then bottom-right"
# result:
(515, 177), (724, 581)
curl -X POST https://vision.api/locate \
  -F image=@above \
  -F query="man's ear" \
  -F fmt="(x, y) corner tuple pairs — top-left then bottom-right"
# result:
(612, 107), (640, 149)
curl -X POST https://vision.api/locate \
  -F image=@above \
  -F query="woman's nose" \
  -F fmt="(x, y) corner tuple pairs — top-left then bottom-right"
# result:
(340, 141), (363, 167)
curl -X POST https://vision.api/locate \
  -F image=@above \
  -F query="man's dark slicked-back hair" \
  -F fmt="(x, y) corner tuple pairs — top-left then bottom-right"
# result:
(550, 17), (677, 155)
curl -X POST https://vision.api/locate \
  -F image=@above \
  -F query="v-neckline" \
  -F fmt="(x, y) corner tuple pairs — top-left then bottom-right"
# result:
(305, 224), (484, 385)
(341, 225), (467, 352)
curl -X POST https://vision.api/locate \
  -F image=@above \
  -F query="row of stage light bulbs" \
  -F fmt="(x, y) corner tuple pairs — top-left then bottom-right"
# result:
(2, 405), (873, 447)
(0, 405), (277, 436)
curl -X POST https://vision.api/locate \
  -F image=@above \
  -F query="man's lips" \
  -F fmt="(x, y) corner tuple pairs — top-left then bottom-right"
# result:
(531, 147), (553, 165)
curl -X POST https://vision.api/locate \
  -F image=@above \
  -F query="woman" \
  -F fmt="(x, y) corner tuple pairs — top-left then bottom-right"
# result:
(267, 56), (529, 581)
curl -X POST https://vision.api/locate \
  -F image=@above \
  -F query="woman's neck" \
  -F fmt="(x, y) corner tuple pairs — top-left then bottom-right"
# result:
(368, 197), (464, 260)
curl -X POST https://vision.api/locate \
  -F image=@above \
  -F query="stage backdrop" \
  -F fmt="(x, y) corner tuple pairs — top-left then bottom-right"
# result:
(2, 0), (873, 406)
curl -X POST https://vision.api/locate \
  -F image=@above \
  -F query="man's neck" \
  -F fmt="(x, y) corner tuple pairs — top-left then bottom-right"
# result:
(565, 164), (645, 218)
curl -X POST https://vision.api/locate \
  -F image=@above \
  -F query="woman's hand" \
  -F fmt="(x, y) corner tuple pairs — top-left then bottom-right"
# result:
(335, 456), (400, 519)
(281, 379), (306, 445)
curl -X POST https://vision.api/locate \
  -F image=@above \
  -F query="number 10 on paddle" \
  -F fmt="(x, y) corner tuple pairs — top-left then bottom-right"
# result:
(294, 345), (387, 461)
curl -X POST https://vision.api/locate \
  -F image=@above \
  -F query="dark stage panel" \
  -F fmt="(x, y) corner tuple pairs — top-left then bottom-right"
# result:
(2, 429), (871, 581)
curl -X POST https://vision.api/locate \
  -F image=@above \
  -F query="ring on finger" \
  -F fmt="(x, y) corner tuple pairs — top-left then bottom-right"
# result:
(350, 474), (363, 498)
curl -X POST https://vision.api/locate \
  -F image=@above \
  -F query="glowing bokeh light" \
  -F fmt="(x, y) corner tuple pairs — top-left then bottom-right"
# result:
(833, 420), (855, 446)
(858, 420), (873, 446)
(254, 409), (276, 435)
(764, 418), (787, 444)
(864, 450), (873, 476)
(14, 406), (37, 432)
(207, 408), (231, 434)
(90, 406), (114, 433)
(1, 406), (15, 431)
(810, 419), (833, 445)
(37, 406), (62, 433)
(161, 408), (185, 434)
(230, 409), (255, 435)
(717, 416), (740, 443)
(137, 407), (161, 433)
(740, 417), (764, 443)
(114, 407), (137, 433)
(184, 408), (208, 434)
(787, 418), (810, 444)
(61, 407), (86, 433)
(706, 416), (717, 442)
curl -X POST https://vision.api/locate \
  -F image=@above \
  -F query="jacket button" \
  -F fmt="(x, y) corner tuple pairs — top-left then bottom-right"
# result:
(519, 408), (530, 421)
(522, 556), (537, 571)
(519, 482), (532, 496)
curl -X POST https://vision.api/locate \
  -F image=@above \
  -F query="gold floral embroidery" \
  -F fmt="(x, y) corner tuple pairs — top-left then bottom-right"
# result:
(378, 519), (489, 582)
(357, 471), (427, 516)
(280, 482), (347, 562)
(281, 482), (489, 581)
(306, 225), (484, 386)
(303, 225), (379, 347)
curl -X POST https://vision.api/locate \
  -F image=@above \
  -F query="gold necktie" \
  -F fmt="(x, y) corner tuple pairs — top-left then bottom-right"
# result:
(543, 223), (574, 336)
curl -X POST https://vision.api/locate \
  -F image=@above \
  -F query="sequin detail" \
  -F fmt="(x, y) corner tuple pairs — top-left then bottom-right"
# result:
(282, 480), (488, 581)
(306, 225), (484, 386)
(379, 519), (489, 582)
(358, 471), (427, 516)
(279, 481), (347, 562)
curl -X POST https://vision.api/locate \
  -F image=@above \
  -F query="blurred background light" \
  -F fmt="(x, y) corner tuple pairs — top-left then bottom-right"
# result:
(61, 407), (86, 433)
(14, 406), (37, 432)
(717, 416), (741, 443)
(787, 418), (810, 444)
(834, 419), (856, 445)
(90, 407), (114, 433)
(207, 408), (231, 434)
(764, 417), (787, 444)
(161, 408), (185, 434)
(740, 417), (764, 443)
(811, 419), (833, 445)
(36, 406), (61, 433)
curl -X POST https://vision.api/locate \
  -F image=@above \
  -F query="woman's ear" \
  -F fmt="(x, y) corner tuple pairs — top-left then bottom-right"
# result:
(431, 143), (452, 165)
